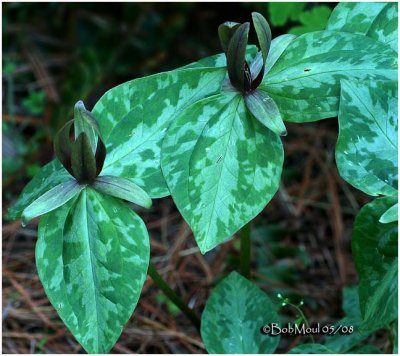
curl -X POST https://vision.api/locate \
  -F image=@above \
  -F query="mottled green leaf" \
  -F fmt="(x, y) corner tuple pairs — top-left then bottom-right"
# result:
(352, 197), (398, 331)
(6, 160), (71, 220)
(93, 175), (152, 209)
(95, 67), (226, 198)
(161, 93), (283, 253)
(36, 188), (149, 353)
(201, 271), (280, 353)
(327, 2), (388, 34)
(327, 2), (398, 51)
(289, 344), (334, 354)
(21, 180), (84, 227)
(245, 89), (287, 136)
(380, 203), (398, 224)
(336, 80), (398, 197)
(367, 3), (398, 52)
(260, 31), (397, 122)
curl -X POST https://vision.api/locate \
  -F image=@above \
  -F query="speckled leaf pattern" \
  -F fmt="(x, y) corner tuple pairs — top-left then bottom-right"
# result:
(352, 197), (398, 331)
(327, 2), (388, 34)
(260, 31), (397, 122)
(161, 93), (283, 253)
(336, 80), (398, 197)
(36, 188), (150, 353)
(6, 160), (71, 220)
(367, 3), (398, 52)
(201, 272), (280, 354)
(327, 2), (398, 51)
(99, 68), (226, 198)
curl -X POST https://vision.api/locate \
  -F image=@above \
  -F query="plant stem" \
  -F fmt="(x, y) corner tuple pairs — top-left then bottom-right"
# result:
(288, 302), (315, 344)
(240, 222), (252, 279)
(148, 263), (201, 331)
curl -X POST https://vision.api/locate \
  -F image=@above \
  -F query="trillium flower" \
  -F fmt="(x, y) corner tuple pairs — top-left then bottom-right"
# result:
(21, 101), (152, 226)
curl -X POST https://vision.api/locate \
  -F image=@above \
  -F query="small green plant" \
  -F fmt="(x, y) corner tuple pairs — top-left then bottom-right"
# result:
(7, 3), (397, 354)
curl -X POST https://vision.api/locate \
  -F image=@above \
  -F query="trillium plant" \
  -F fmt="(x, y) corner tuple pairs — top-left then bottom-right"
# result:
(8, 3), (398, 354)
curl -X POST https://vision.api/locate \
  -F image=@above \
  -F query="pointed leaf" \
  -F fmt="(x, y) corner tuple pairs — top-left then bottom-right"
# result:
(380, 203), (398, 224)
(21, 180), (84, 226)
(245, 89), (287, 136)
(336, 80), (397, 197)
(71, 133), (97, 183)
(227, 22), (250, 91)
(161, 93), (283, 253)
(36, 188), (150, 353)
(252, 12), (272, 66)
(6, 160), (71, 221)
(327, 2), (398, 51)
(218, 21), (241, 53)
(201, 272), (280, 353)
(93, 175), (152, 209)
(260, 31), (397, 122)
(352, 197), (398, 330)
(99, 67), (226, 198)
(54, 120), (74, 176)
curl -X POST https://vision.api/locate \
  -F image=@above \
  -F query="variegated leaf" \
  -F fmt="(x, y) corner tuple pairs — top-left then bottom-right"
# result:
(161, 92), (283, 253)
(6, 160), (71, 220)
(336, 80), (398, 197)
(201, 272), (280, 353)
(99, 67), (226, 198)
(260, 31), (397, 122)
(367, 3), (398, 52)
(327, 2), (388, 35)
(352, 197), (398, 331)
(327, 2), (398, 51)
(36, 188), (149, 353)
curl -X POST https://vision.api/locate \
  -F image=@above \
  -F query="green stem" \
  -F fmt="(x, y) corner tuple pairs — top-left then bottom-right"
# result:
(148, 263), (201, 330)
(240, 222), (252, 279)
(288, 302), (315, 344)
